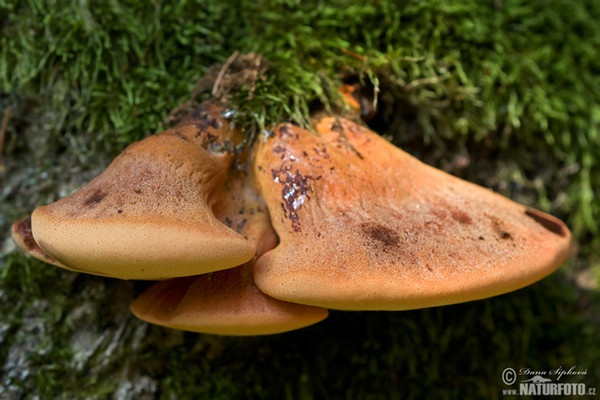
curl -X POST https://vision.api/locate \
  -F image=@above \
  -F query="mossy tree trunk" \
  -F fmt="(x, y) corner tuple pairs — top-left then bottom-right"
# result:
(1, 1), (599, 398)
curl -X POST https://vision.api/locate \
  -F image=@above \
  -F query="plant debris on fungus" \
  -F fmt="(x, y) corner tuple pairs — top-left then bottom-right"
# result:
(11, 80), (572, 335)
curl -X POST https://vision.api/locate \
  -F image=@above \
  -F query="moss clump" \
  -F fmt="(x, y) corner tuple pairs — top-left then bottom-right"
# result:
(1, 0), (599, 398)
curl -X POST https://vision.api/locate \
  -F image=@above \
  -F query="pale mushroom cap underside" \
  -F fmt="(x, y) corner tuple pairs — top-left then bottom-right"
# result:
(130, 265), (329, 336)
(252, 116), (572, 310)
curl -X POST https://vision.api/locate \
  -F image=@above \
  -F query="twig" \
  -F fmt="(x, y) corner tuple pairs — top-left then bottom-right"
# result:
(340, 47), (366, 62)
(0, 106), (11, 174)
(405, 75), (448, 90)
(0, 105), (11, 153)
(0, 106), (11, 165)
(212, 51), (240, 97)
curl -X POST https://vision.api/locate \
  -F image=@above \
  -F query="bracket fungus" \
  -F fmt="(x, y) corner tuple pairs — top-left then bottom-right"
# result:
(15, 105), (255, 280)
(252, 116), (572, 310)
(130, 166), (328, 335)
(12, 99), (572, 335)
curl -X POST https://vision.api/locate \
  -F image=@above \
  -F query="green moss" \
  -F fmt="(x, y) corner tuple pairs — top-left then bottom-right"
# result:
(1, 0), (599, 398)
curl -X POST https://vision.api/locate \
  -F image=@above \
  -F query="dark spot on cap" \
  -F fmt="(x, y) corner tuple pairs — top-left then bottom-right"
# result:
(14, 217), (38, 251)
(525, 208), (568, 237)
(278, 124), (293, 138)
(434, 200), (472, 225)
(486, 213), (514, 241)
(236, 219), (247, 233)
(331, 119), (344, 133)
(83, 190), (106, 207)
(361, 222), (399, 248)
(173, 129), (189, 141)
(273, 145), (286, 154)
(450, 209), (472, 225)
(312, 144), (330, 160)
(207, 115), (222, 130)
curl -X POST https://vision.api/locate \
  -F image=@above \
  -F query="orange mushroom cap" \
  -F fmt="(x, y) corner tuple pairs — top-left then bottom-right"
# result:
(130, 164), (328, 335)
(130, 264), (328, 335)
(252, 116), (572, 310)
(26, 105), (255, 280)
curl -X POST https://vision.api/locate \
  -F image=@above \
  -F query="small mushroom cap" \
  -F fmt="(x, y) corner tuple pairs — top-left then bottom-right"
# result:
(29, 106), (255, 280)
(339, 83), (377, 121)
(252, 116), (572, 310)
(339, 83), (362, 112)
(130, 265), (329, 335)
(130, 168), (328, 335)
